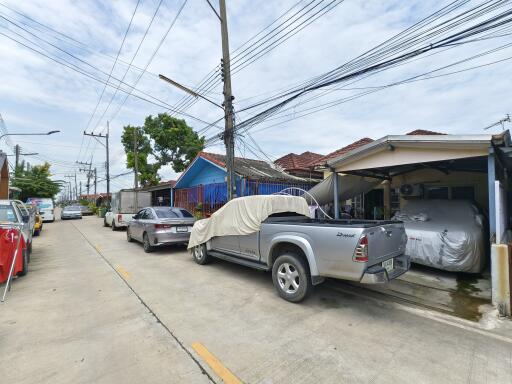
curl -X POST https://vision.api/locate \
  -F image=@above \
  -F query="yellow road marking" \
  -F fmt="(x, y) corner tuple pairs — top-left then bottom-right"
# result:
(95, 245), (102, 252)
(191, 342), (242, 384)
(116, 266), (130, 279)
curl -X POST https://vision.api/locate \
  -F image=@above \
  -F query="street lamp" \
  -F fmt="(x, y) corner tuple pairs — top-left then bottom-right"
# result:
(0, 130), (60, 142)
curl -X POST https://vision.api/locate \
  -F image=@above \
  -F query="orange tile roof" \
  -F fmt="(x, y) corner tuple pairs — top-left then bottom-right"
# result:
(312, 137), (374, 167)
(406, 129), (445, 135)
(275, 151), (323, 171)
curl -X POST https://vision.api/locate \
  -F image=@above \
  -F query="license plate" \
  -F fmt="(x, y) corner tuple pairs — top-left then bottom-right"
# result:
(382, 258), (394, 272)
(176, 226), (188, 233)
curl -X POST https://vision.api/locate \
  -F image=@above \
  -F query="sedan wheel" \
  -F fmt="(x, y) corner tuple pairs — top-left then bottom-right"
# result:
(143, 233), (153, 253)
(272, 254), (312, 303)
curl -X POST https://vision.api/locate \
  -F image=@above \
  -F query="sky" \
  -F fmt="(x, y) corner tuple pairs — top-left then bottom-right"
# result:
(0, 0), (511, 197)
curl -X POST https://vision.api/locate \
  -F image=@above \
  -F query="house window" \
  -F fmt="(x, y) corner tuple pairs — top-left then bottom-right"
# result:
(426, 186), (449, 199)
(391, 188), (401, 215)
(451, 186), (475, 201)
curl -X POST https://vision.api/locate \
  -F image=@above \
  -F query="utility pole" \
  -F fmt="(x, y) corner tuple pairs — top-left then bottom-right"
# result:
(15, 144), (20, 169)
(79, 181), (82, 198)
(133, 128), (139, 211)
(74, 172), (78, 201)
(83, 122), (110, 203)
(77, 161), (92, 196)
(219, 0), (236, 200)
(94, 168), (97, 195)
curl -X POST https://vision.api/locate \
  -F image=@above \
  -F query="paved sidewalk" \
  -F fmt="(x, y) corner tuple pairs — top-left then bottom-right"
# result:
(0, 218), (211, 384)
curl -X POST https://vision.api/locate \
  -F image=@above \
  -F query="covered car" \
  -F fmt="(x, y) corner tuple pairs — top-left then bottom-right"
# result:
(188, 195), (310, 249)
(392, 199), (485, 273)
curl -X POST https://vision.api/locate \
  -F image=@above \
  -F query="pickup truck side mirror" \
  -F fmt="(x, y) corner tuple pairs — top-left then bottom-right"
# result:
(133, 215), (139, 220)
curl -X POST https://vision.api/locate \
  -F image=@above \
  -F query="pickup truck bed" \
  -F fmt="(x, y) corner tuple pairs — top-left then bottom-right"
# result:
(192, 214), (409, 302)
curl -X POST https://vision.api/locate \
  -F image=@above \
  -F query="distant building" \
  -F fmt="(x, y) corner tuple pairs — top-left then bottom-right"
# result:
(143, 180), (176, 206)
(274, 151), (324, 179)
(173, 152), (316, 216)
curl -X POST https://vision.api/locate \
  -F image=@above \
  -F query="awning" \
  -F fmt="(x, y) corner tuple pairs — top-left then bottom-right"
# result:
(304, 173), (381, 205)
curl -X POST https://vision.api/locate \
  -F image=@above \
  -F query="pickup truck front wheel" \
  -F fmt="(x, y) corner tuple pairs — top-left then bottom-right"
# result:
(272, 254), (312, 303)
(192, 244), (210, 265)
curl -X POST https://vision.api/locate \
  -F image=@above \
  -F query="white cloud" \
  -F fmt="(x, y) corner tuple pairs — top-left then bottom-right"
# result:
(0, 0), (510, 194)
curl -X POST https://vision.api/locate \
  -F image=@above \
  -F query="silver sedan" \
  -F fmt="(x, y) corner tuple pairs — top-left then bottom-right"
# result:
(127, 207), (195, 252)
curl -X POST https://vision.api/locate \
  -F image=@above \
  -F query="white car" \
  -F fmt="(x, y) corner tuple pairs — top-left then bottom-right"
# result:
(26, 197), (55, 222)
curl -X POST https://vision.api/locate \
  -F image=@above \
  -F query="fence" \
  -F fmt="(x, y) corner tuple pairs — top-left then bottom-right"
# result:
(174, 179), (316, 217)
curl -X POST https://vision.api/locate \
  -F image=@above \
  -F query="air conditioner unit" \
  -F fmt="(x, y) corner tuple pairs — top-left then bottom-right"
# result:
(400, 183), (423, 197)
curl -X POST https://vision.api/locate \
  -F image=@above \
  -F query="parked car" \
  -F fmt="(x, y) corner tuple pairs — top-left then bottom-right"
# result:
(105, 189), (151, 230)
(189, 195), (409, 302)
(127, 207), (195, 253)
(80, 205), (94, 216)
(11, 200), (35, 255)
(61, 205), (83, 220)
(0, 200), (30, 278)
(392, 199), (486, 273)
(26, 197), (55, 222)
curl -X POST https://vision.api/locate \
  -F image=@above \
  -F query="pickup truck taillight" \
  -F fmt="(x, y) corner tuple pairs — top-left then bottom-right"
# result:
(154, 224), (172, 229)
(117, 214), (122, 222)
(353, 234), (369, 262)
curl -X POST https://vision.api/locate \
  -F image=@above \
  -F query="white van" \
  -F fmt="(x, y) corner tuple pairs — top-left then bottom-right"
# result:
(26, 197), (55, 222)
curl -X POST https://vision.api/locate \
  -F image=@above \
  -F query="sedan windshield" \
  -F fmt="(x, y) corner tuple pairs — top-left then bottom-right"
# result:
(155, 208), (193, 219)
(0, 205), (17, 222)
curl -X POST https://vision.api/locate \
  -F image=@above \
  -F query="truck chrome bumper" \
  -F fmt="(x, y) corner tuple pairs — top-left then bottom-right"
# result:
(360, 254), (410, 284)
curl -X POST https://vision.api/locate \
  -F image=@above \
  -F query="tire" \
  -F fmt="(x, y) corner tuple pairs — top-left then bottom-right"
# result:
(111, 221), (117, 231)
(103, 218), (108, 227)
(272, 253), (312, 303)
(126, 227), (133, 242)
(17, 249), (29, 277)
(143, 233), (153, 253)
(192, 244), (210, 265)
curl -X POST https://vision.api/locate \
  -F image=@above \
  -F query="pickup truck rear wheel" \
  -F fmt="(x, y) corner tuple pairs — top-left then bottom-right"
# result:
(192, 244), (210, 265)
(272, 254), (312, 303)
(111, 220), (117, 231)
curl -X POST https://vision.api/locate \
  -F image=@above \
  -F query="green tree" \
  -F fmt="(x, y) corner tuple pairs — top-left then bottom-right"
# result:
(144, 114), (204, 172)
(11, 162), (61, 200)
(121, 114), (204, 185)
(121, 125), (160, 186)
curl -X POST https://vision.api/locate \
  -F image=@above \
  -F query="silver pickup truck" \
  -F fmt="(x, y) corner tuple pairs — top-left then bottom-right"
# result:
(192, 215), (409, 302)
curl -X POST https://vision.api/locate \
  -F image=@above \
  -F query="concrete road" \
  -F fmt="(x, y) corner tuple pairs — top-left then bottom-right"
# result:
(1, 216), (512, 384)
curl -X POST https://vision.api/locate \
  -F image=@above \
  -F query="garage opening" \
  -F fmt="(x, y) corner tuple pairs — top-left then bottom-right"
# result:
(322, 132), (512, 319)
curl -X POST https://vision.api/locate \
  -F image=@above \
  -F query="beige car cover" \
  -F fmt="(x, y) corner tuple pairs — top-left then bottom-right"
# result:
(188, 195), (310, 249)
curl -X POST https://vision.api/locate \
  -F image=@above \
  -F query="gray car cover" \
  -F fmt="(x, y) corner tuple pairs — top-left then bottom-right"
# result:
(393, 199), (485, 273)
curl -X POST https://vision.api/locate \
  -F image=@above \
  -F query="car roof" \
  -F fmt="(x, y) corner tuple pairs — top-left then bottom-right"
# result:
(0, 200), (14, 205)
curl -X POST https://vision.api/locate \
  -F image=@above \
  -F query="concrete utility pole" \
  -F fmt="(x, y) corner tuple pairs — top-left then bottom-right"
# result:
(74, 172), (78, 201)
(219, 0), (236, 200)
(83, 122), (110, 203)
(94, 168), (97, 195)
(77, 161), (92, 195)
(79, 181), (82, 198)
(14, 144), (20, 169)
(133, 128), (139, 211)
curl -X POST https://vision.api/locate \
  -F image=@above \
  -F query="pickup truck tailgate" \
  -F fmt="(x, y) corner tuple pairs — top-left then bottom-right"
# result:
(365, 223), (407, 264)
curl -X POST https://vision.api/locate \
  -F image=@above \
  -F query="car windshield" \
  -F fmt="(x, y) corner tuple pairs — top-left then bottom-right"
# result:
(155, 208), (193, 218)
(27, 199), (52, 209)
(0, 205), (17, 222)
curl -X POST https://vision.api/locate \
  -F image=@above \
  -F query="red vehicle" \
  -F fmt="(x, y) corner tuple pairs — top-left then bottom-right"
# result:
(0, 201), (29, 284)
